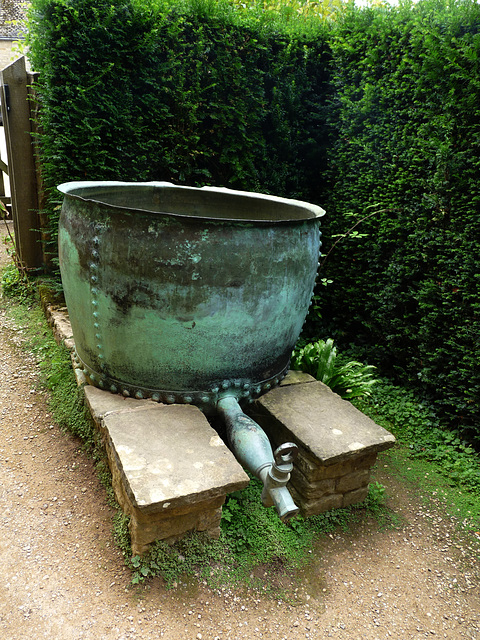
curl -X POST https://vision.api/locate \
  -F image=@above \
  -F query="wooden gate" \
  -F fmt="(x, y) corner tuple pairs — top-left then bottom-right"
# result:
(0, 56), (44, 270)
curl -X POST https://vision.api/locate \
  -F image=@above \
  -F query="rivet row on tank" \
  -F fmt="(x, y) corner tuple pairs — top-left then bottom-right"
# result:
(221, 380), (230, 390)
(184, 396), (192, 404)
(110, 385), (118, 394)
(90, 239), (107, 376)
(166, 395), (175, 404)
(200, 395), (210, 404)
(135, 391), (144, 400)
(122, 389), (130, 397)
(211, 386), (219, 394)
(98, 380), (105, 389)
(151, 393), (160, 403)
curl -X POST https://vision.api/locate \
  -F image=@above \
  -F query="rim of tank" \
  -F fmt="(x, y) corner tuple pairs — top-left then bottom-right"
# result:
(57, 181), (325, 224)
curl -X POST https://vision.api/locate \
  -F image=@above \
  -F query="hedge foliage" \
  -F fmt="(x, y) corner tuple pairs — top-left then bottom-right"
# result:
(26, 0), (480, 440)
(26, 0), (331, 250)
(319, 0), (480, 441)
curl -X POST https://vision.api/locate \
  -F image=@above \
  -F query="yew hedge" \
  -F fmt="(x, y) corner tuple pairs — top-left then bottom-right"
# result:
(319, 1), (480, 442)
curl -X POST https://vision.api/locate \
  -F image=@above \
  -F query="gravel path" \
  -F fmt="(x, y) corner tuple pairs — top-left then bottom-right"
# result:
(0, 221), (479, 639)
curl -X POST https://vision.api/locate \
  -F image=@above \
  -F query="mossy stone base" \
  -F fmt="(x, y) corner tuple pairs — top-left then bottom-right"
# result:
(84, 386), (249, 555)
(248, 374), (396, 517)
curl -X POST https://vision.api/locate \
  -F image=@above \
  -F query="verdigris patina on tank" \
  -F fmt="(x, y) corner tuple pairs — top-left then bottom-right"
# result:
(57, 182), (325, 520)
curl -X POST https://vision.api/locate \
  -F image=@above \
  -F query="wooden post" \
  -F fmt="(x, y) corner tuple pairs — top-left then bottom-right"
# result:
(27, 71), (51, 268)
(0, 155), (10, 214)
(1, 56), (43, 270)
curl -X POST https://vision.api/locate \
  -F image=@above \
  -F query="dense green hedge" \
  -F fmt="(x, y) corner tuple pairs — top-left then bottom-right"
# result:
(318, 1), (480, 441)
(27, 0), (480, 441)
(27, 0), (330, 251)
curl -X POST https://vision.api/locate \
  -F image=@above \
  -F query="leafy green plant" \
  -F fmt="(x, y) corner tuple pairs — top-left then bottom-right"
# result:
(128, 533), (232, 588)
(361, 480), (401, 529)
(1, 203), (35, 301)
(292, 338), (378, 399)
(355, 379), (480, 496)
(1, 263), (33, 301)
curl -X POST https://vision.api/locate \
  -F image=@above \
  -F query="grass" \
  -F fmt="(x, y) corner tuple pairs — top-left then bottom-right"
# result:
(380, 446), (480, 534)
(2, 262), (479, 595)
(354, 381), (480, 500)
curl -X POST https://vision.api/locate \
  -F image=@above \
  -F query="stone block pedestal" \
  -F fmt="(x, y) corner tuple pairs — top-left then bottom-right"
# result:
(247, 372), (396, 517)
(84, 386), (249, 555)
(46, 303), (396, 552)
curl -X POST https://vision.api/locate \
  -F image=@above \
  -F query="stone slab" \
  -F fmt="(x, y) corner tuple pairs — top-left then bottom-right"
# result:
(45, 305), (74, 350)
(294, 450), (378, 484)
(290, 487), (343, 515)
(250, 380), (395, 466)
(102, 403), (249, 514)
(83, 384), (157, 428)
(108, 446), (226, 554)
(279, 370), (316, 386)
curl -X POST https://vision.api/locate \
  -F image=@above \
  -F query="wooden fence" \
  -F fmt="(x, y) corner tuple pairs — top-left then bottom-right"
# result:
(0, 55), (45, 270)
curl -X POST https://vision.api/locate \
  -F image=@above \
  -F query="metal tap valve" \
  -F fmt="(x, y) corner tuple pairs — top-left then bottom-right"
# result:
(261, 443), (299, 521)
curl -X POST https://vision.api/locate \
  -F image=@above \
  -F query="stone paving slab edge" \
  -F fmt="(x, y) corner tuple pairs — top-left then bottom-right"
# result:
(102, 402), (249, 513)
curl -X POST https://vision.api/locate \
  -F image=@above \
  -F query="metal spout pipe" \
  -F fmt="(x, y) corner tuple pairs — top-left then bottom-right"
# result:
(217, 395), (299, 521)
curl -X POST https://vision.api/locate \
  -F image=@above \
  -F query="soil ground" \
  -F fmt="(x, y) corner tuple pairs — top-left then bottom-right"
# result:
(0, 221), (479, 639)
